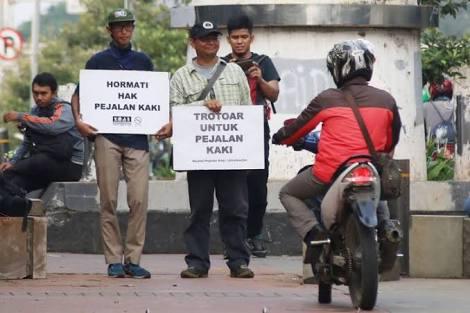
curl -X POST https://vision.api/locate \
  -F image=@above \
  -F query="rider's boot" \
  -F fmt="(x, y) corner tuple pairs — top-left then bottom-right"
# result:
(303, 224), (328, 266)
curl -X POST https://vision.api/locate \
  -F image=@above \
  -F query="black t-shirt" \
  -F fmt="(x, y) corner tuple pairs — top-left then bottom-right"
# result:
(223, 52), (280, 106)
(80, 42), (154, 151)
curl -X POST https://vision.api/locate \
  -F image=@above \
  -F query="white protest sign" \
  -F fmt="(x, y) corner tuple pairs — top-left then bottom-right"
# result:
(80, 69), (169, 134)
(173, 106), (264, 171)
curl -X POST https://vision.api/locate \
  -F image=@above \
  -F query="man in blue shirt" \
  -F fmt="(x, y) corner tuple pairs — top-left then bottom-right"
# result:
(71, 8), (153, 279)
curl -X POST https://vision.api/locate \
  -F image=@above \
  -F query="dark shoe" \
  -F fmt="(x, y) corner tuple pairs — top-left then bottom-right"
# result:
(180, 266), (208, 278)
(223, 248), (229, 260)
(124, 263), (151, 279)
(247, 236), (267, 258)
(230, 264), (255, 278)
(303, 224), (328, 265)
(107, 263), (125, 278)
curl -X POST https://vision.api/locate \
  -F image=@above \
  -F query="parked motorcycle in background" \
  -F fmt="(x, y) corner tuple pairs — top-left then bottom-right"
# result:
(292, 129), (401, 310)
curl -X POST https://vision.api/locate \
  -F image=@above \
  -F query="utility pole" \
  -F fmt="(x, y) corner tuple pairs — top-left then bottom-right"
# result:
(124, 0), (134, 11)
(0, 0), (4, 28)
(30, 0), (40, 107)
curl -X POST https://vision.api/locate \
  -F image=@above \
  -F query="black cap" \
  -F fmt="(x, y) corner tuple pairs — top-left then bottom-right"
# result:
(189, 21), (222, 39)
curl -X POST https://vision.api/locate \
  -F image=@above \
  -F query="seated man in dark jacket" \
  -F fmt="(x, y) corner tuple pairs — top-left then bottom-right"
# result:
(0, 72), (84, 192)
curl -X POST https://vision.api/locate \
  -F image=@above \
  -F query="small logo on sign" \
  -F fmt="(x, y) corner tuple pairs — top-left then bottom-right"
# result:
(134, 116), (142, 126)
(113, 116), (132, 125)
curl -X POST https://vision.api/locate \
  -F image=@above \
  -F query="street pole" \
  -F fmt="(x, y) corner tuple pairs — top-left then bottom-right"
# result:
(124, 0), (128, 9)
(0, 0), (4, 28)
(30, 0), (40, 107)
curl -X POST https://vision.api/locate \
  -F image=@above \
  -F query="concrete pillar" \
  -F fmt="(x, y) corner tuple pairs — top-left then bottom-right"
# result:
(455, 95), (470, 180)
(172, 0), (436, 181)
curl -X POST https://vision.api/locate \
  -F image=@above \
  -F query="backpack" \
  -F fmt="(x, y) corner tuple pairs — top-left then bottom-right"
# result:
(429, 101), (456, 144)
(0, 175), (32, 231)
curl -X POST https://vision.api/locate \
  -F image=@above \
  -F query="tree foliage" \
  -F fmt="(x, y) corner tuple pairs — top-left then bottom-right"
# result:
(0, 0), (187, 116)
(421, 29), (470, 84)
(18, 2), (79, 40)
(419, 0), (468, 18)
(419, 0), (469, 84)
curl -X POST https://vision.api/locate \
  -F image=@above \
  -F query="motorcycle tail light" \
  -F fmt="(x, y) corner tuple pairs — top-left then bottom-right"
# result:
(343, 165), (376, 186)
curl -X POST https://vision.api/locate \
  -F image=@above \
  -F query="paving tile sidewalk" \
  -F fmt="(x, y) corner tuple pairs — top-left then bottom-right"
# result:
(1, 254), (469, 313)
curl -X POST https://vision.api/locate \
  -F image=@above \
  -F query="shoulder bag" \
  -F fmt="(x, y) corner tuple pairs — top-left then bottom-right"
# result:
(343, 90), (402, 200)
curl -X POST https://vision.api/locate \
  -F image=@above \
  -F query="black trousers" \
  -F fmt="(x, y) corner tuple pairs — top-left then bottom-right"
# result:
(3, 153), (82, 192)
(246, 121), (270, 238)
(185, 170), (249, 271)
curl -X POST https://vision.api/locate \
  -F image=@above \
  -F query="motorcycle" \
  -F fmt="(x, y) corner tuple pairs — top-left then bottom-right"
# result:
(293, 130), (401, 310)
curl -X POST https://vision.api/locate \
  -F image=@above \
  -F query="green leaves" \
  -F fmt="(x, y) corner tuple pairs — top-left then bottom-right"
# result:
(426, 139), (455, 180)
(419, 0), (468, 18)
(421, 28), (470, 84)
(0, 0), (188, 150)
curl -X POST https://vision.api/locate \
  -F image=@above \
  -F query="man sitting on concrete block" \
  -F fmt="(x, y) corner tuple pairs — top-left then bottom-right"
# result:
(0, 72), (84, 195)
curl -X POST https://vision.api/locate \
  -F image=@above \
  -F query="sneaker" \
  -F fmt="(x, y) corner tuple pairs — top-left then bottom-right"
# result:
(230, 264), (255, 278)
(247, 236), (267, 258)
(124, 263), (151, 279)
(303, 224), (328, 265)
(180, 266), (208, 278)
(107, 263), (125, 278)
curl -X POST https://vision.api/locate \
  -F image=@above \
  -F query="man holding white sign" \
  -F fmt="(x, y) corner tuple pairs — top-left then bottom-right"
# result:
(71, 8), (154, 279)
(157, 21), (256, 279)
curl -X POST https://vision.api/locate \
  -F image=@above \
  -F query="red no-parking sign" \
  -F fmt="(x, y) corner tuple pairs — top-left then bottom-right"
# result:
(0, 28), (24, 61)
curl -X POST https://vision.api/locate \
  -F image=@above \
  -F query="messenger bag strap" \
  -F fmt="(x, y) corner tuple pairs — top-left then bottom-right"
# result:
(197, 61), (227, 101)
(430, 100), (453, 123)
(342, 89), (379, 160)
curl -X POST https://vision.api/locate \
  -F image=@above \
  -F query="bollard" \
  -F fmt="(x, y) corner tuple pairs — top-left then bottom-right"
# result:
(0, 128), (9, 163)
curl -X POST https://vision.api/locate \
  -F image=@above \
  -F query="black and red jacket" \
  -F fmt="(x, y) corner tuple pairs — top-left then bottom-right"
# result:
(274, 77), (401, 184)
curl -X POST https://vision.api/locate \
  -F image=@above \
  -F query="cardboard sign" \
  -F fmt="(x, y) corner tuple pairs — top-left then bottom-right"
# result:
(173, 106), (264, 170)
(80, 69), (169, 134)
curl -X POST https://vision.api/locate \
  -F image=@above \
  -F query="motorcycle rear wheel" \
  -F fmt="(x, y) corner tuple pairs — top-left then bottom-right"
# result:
(345, 215), (378, 310)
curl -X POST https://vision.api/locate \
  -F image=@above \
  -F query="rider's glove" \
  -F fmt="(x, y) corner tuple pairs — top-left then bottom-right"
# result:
(272, 133), (281, 145)
(292, 138), (305, 151)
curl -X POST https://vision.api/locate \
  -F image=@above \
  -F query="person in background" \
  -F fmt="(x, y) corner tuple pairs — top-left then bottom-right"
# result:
(423, 79), (456, 158)
(223, 15), (280, 257)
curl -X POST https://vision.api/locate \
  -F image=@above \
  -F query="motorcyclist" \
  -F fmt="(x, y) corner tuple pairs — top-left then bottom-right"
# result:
(272, 39), (402, 265)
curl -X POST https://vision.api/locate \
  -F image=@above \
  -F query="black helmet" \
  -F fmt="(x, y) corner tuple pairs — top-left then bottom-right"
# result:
(326, 39), (376, 88)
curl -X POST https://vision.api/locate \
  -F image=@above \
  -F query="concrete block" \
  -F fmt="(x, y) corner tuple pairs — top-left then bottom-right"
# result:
(410, 215), (463, 278)
(0, 217), (47, 279)
(29, 199), (45, 216)
(464, 218), (470, 278)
